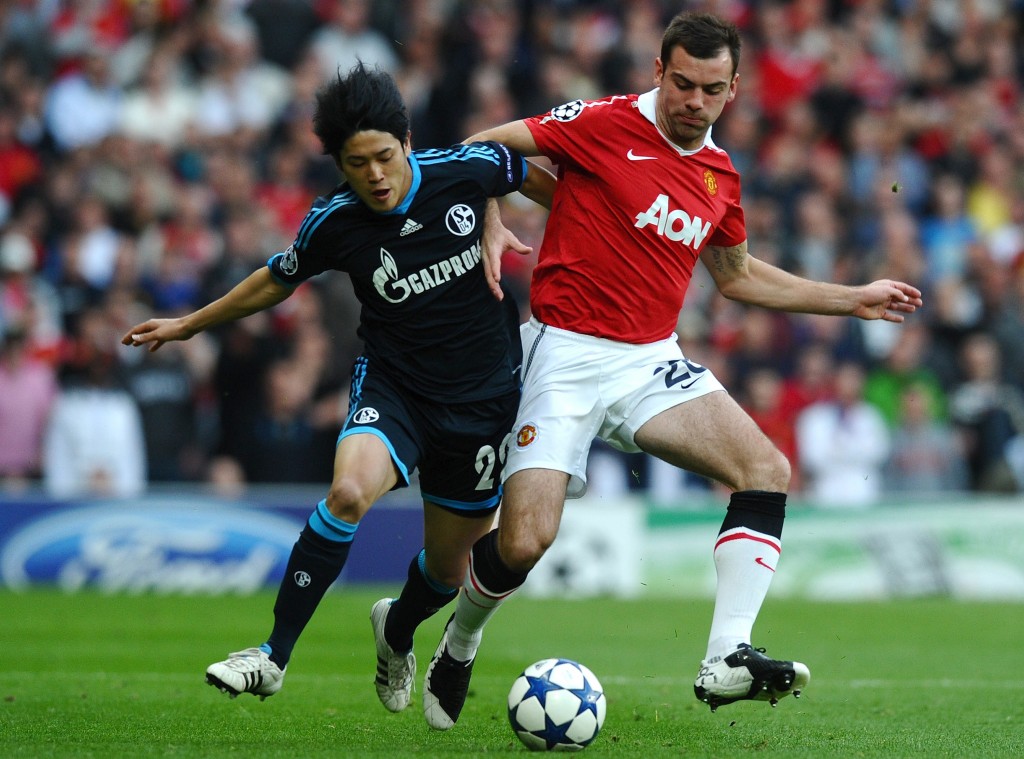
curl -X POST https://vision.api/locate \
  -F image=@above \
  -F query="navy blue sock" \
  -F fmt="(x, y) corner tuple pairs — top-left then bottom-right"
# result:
(264, 501), (356, 669)
(384, 550), (458, 653)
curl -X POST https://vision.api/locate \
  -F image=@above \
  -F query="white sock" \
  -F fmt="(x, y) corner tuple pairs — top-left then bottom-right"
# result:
(444, 555), (518, 662)
(705, 526), (781, 661)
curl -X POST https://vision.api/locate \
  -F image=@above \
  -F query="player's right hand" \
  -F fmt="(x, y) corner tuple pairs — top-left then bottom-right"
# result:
(121, 319), (193, 352)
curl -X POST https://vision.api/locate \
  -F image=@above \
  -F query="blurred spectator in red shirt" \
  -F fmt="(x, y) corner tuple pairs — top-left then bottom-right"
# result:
(740, 365), (801, 492)
(0, 103), (41, 205)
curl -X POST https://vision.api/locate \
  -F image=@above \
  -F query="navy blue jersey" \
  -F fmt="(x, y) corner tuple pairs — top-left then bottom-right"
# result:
(268, 141), (528, 402)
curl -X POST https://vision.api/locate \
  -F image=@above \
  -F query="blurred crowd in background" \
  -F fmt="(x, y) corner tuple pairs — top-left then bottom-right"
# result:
(0, 0), (1022, 507)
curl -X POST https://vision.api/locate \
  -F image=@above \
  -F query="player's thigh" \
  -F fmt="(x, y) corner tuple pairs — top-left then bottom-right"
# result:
(329, 432), (400, 519)
(634, 389), (789, 492)
(422, 502), (495, 586)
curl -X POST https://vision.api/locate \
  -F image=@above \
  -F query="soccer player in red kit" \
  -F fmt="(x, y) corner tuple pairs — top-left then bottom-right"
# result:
(421, 12), (923, 728)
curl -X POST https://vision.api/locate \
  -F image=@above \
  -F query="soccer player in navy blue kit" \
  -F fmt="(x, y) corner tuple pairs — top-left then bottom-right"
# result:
(122, 63), (553, 710)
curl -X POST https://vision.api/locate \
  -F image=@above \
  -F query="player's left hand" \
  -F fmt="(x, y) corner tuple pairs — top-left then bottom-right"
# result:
(121, 318), (195, 352)
(853, 280), (923, 322)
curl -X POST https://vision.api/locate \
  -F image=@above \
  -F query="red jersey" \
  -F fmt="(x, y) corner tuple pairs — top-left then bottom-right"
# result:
(525, 91), (746, 344)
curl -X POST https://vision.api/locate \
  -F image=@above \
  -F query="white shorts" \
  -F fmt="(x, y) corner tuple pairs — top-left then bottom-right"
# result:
(505, 318), (725, 498)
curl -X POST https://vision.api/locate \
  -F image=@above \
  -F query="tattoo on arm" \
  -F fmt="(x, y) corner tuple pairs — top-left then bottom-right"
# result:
(707, 244), (747, 277)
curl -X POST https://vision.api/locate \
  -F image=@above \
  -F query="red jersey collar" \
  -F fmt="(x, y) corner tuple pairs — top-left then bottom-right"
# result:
(637, 88), (718, 156)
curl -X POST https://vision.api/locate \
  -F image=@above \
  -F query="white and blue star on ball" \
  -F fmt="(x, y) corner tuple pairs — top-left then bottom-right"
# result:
(516, 661), (601, 749)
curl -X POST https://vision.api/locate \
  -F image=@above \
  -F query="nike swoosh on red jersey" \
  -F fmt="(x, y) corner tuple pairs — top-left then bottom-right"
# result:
(755, 557), (776, 572)
(627, 149), (657, 161)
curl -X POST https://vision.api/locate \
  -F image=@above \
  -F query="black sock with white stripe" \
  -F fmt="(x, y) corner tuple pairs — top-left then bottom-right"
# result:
(705, 491), (786, 660)
(444, 530), (529, 662)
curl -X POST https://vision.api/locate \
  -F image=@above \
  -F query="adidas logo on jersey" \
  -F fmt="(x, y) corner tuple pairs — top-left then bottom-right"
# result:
(400, 218), (423, 236)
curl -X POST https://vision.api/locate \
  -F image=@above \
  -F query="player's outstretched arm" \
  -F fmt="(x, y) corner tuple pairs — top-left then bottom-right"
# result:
(465, 120), (540, 158)
(463, 122), (553, 210)
(122, 267), (294, 351)
(700, 242), (923, 322)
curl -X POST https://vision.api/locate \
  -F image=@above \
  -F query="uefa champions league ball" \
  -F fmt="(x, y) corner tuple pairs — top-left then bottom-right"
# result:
(507, 658), (606, 751)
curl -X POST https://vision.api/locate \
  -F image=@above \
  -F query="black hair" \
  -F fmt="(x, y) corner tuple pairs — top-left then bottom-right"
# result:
(312, 61), (410, 158)
(660, 12), (742, 79)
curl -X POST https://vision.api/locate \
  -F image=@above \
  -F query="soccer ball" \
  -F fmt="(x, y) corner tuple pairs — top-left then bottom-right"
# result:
(507, 658), (606, 751)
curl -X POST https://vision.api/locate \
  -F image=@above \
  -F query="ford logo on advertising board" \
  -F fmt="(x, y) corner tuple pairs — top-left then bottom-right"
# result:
(0, 501), (302, 594)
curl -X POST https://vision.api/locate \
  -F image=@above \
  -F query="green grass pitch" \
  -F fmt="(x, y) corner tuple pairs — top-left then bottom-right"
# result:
(3, 588), (1022, 757)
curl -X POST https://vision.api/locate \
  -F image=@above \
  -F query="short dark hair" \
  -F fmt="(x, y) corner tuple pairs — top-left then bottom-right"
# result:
(312, 62), (410, 157)
(660, 12), (741, 78)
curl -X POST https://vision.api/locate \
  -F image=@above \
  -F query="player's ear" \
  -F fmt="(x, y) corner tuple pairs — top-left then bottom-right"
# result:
(726, 73), (739, 102)
(403, 131), (412, 154)
(653, 56), (664, 86)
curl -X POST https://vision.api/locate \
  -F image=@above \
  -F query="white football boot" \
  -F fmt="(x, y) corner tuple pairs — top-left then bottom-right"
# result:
(694, 644), (810, 712)
(371, 598), (416, 712)
(206, 647), (285, 700)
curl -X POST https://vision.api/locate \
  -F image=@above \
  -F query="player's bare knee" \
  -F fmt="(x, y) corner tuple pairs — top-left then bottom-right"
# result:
(325, 478), (373, 522)
(731, 446), (790, 492)
(770, 449), (792, 491)
(498, 531), (554, 574)
(761, 450), (790, 491)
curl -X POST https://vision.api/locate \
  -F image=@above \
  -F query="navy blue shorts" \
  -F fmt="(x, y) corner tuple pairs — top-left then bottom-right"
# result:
(339, 357), (519, 515)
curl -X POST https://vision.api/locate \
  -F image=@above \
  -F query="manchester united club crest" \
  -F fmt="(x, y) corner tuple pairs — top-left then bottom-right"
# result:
(516, 423), (538, 448)
(704, 169), (720, 196)
(703, 169), (718, 196)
